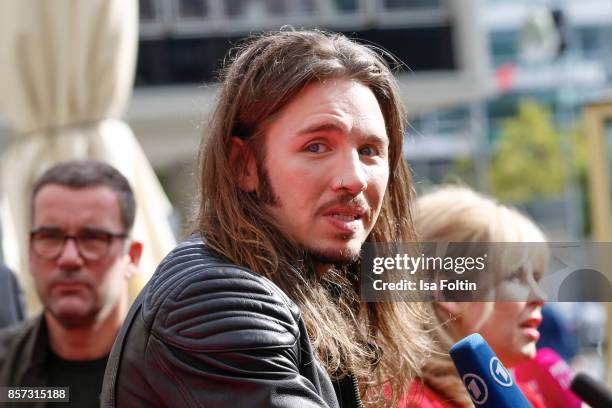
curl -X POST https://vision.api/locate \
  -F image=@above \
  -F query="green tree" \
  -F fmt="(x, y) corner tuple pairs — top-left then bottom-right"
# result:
(490, 100), (566, 202)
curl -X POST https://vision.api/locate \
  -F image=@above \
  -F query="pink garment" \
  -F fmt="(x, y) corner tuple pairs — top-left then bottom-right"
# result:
(398, 380), (545, 408)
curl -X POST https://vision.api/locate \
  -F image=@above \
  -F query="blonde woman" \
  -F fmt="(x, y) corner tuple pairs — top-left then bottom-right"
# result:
(402, 186), (547, 407)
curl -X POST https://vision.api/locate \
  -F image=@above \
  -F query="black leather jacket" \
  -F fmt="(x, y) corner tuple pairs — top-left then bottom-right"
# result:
(102, 236), (362, 407)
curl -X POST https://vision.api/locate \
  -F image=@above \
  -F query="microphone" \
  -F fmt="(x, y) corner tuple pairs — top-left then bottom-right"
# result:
(570, 372), (612, 408)
(449, 333), (532, 407)
(514, 348), (581, 407)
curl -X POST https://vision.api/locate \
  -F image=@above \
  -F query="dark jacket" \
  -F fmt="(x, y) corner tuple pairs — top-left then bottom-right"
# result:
(0, 263), (26, 329)
(0, 316), (50, 408)
(102, 236), (362, 407)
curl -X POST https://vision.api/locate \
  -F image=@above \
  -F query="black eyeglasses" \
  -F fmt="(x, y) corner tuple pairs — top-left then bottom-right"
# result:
(30, 228), (128, 261)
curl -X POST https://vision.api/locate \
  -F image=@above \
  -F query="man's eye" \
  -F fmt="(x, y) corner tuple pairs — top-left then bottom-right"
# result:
(78, 231), (109, 242)
(37, 232), (63, 241)
(359, 145), (378, 156)
(305, 143), (327, 153)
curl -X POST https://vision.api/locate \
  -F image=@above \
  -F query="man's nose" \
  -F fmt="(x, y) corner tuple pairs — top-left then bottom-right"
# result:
(56, 238), (85, 267)
(333, 150), (368, 193)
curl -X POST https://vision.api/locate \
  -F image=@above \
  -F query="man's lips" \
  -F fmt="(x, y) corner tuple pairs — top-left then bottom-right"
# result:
(51, 281), (89, 292)
(321, 205), (366, 219)
(321, 206), (367, 232)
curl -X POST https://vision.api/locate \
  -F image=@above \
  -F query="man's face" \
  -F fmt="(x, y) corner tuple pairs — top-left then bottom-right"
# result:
(29, 184), (138, 328)
(254, 77), (390, 267)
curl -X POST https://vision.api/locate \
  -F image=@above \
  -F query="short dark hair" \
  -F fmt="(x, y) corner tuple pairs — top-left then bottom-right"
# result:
(32, 159), (136, 232)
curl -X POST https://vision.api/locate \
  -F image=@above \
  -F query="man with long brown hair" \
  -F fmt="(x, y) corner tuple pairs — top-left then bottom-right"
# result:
(102, 29), (429, 407)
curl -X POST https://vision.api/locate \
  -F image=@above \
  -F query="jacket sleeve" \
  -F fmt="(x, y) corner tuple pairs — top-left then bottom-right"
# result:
(142, 264), (334, 408)
(0, 265), (25, 328)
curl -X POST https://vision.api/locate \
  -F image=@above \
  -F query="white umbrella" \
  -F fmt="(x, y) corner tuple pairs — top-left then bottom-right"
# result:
(0, 0), (176, 314)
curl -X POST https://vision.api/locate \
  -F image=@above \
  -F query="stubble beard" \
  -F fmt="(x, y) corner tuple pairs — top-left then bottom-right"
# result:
(42, 270), (100, 329)
(256, 164), (362, 269)
(46, 300), (99, 329)
(305, 242), (361, 267)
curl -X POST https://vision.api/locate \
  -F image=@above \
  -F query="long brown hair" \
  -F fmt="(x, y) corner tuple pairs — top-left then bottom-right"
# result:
(197, 29), (430, 406)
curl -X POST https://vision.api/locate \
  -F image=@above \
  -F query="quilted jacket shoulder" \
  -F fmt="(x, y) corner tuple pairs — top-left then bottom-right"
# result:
(102, 236), (342, 408)
(142, 236), (301, 353)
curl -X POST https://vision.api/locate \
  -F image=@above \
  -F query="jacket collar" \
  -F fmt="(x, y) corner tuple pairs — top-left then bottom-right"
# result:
(16, 314), (50, 385)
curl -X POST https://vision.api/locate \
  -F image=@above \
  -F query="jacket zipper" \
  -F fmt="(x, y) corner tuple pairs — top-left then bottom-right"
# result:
(349, 374), (364, 408)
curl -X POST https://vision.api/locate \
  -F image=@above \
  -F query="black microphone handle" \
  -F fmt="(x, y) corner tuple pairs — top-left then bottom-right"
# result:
(570, 373), (612, 408)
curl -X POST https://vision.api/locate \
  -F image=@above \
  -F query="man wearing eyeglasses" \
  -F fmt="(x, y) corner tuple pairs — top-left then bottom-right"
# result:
(0, 159), (142, 407)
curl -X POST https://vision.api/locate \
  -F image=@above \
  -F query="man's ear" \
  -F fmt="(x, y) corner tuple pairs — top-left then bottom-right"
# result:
(230, 137), (258, 192)
(123, 241), (143, 279)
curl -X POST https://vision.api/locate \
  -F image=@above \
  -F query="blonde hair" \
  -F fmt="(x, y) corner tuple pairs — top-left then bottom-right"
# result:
(414, 185), (548, 406)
